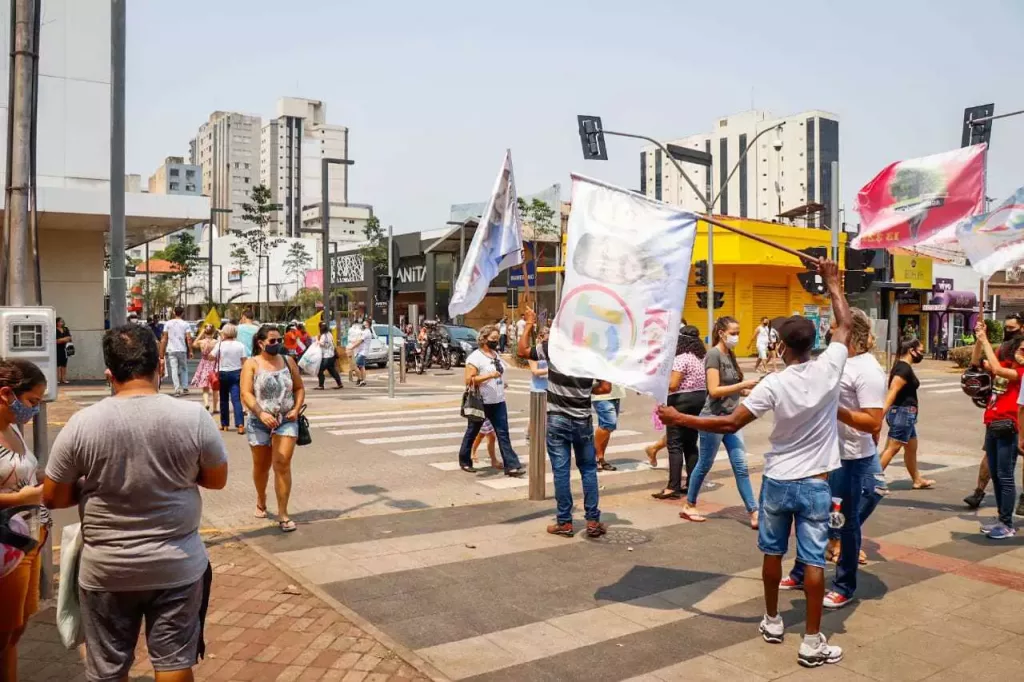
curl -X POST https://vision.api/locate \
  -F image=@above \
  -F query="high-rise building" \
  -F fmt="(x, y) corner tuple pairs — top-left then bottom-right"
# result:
(148, 156), (202, 195)
(641, 109), (839, 227)
(260, 97), (350, 238)
(190, 111), (261, 235)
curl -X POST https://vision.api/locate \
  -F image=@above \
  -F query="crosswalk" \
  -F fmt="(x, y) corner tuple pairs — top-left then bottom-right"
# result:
(917, 378), (964, 395)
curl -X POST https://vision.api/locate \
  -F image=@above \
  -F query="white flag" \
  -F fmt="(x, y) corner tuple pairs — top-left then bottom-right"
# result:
(549, 175), (698, 404)
(448, 150), (524, 317)
(956, 186), (1024, 278)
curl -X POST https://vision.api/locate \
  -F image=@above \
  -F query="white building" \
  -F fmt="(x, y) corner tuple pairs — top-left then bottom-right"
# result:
(205, 235), (320, 309)
(149, 156), (202, 196)
(641, 109), (839, 227)
(0, 0), (209, 378)
(189, 110), (260, 236)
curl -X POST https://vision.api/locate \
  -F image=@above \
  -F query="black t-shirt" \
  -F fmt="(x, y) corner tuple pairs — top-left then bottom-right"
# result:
(888, 360), (919, 408)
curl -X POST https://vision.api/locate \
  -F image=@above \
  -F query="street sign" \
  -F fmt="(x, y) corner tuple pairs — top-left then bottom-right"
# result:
(666, 143), (713, 167)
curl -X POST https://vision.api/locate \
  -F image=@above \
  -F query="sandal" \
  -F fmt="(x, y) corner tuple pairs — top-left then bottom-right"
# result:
(912, 479), (936, 490)
(460, 465), (478, 473)
(859, 550), (868, 565)
(279, 519), (297, 533)
(254, 505), (268, 519)
(597, 460), (617, 471)
(645, 445), (659, 468)
(651, 490), (681, 500)
(237, 426), (245, 435)
(679, 508), (707, 523)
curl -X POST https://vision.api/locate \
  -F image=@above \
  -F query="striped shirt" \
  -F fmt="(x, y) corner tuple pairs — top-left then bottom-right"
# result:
(530, 342), (594, 419)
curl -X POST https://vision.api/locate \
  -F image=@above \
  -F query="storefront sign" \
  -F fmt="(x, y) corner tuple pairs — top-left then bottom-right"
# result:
(892, 254), (933, 289)
(330, 253), (365, 286)
(394, 256), (427, 293)
(933, 277), (954, 293)
(896, 289), (922, 305)
(923, 290), (978, 312)
(508, 241), (537, 287)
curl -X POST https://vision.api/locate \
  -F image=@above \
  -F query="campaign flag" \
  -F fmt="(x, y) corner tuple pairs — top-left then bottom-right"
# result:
(303, 310), (323, 337)
(202, 307), (221, 330)
(549, 175), (698, 404)
(852, 145), (986, 250)
(448, 150), (524, 317)
(956, 186), (1024, 278)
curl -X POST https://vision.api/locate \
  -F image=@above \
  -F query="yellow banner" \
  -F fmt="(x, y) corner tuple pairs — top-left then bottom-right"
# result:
(202, 307), (221, 330)
(304, 311), (323, 337)
(892, 254), (933, 289)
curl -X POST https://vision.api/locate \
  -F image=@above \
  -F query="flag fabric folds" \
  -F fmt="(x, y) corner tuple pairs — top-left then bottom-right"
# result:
(956, 186), (1024, 278)
(549, 175), (698, 405)
(448, 150), (524, 317)
(202, 307), (221, 330)
(852, 145), (986, 250)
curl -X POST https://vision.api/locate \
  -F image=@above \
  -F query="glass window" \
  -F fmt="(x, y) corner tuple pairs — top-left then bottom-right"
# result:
(819, 118), (839, 232)
(806, 118), (816, 226)
(640, 151), (647, 195)
(718, 138), (728, 215)
(654, 149), (662, 201)
(169, 168), (179, 177)
(738, 133), (748, 218)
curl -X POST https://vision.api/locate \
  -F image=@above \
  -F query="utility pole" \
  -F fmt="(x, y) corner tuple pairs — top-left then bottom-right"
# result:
(108, 0), (127, 328)
(387, 225), (395, 399)
(830, 161), (840, 262)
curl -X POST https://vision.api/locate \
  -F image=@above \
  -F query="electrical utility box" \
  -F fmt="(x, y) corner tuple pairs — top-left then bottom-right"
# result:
(0, 307), (58, 401)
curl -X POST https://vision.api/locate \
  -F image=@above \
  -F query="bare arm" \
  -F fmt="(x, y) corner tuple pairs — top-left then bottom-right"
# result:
(658, 403), (757, 434)
(159, 331), (169, 358)
(197, 462), (228, 490)
(592, 381), (612, 395)
(239, 359), (259, 413)
(837, 406), (884, 436)
(0, 484), (43, 508)
(882, 375), (906, 415)
(528, 359), (547, 378)
(706, 367), (756, 399)
(517, 309), (537, 359)
(976, 323), (1019, 380)
(41, 478), (77, 509)
(668, 369), (685, 393)
(465, 361), (498, 387)
(820, 258), (852, 346)
(285, 358), (305, 420)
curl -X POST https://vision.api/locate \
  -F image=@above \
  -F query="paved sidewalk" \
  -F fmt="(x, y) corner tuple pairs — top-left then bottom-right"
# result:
(19, 533), (434, 682)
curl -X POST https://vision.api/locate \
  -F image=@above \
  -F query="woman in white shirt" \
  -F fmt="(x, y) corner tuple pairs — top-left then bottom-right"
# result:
(457, 325), (525, 476)
(212, 324), (247, 433)
(315, 322), (343, 390)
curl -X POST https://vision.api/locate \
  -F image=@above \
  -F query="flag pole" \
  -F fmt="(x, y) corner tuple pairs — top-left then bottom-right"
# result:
(521, 247), (533, 308)
(702, 215), (821, 266)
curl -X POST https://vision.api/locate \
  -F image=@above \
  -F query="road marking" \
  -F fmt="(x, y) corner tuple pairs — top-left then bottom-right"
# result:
(311, 413), (468, 428)
(329, 417), (530, 436)
(930, 388), (967, 394)
(479, 459), (656, 489)
(921, 382), (962, 389)
(443, 385), (528, 395)
(308, 407), (460, 421)
(354, 428), (528, 444)
(392, 430), (643, 458)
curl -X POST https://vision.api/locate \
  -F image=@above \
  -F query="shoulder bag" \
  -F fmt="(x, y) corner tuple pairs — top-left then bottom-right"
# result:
(461, 385), (486, 423)
(296, 404), (312, 446)
(209, 342), (221, 391)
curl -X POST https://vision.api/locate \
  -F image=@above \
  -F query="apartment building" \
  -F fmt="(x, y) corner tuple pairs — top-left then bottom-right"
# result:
(148, 156), (202, 195)
(641, 109), (839, 227)
(190, 111), (261, 235)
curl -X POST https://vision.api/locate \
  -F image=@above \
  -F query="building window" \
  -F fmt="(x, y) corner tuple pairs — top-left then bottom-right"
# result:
(819, 117), (839, 231)
(654, 149), (662, 201)
(185, 169), (195, 179)
(806, 117), (816, 227)
(169, 168), (179, 177)
(169, 182), (179, 190)
(640, 151), (647, 195)
(718, 138), (728, 215)
(738, 133), (748, 218)
(185, 184), (196, 192)
(704, 139), (712, 200)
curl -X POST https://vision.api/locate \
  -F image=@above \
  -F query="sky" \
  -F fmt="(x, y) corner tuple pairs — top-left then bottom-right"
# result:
(126, 0), (1024, 236)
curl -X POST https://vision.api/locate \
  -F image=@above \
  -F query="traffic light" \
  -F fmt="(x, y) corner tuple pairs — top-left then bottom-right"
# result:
(694, 260), (708, 287)
(696, 291), (708, 309)
(844, 247), (876, 295)
(844, 247), (875, 272)
(577, 115), (608, 160)
(797, 247), (828, 295)
(961, 104), (994, 148)
(713, 291), (724, 309)
(375, 273), (392, 301)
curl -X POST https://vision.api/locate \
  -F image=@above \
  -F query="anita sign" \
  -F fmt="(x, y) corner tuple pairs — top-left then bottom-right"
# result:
(394, 256), (427, 293)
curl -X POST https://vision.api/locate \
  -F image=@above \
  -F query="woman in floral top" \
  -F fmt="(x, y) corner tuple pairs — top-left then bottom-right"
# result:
(652, 326), (708, 500)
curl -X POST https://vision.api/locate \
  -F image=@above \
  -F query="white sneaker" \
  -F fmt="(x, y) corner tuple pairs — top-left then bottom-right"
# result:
(798, 633), (843, 668)
(759, 614), (784, 644)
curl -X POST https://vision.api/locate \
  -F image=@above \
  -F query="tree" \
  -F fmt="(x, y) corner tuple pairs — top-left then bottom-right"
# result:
(144, 276), (177, 317)
(518, 198), (557, 241)
(291, 287), (323, 319)
(229, 244), (252, 279)
(359, 215), (388, 269)
(234, 184), (284, 319)
(162, 232), (202, 306)
(283, 242), (313, 289)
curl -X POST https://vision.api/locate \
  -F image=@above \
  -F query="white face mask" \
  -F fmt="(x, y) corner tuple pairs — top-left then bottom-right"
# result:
(725, 334), (740, 349)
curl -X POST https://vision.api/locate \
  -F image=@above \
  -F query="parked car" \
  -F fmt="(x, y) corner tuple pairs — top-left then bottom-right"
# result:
(343, 325), (389, 368)
(441, 324), (479, 367)
(372, 324), (406, 359)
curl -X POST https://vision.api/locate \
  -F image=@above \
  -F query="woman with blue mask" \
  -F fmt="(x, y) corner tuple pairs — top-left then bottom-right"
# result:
(0, 359), (48, 681)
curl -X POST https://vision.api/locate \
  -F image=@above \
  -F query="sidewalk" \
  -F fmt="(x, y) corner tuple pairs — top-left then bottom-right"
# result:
(19, 533), (433, 682)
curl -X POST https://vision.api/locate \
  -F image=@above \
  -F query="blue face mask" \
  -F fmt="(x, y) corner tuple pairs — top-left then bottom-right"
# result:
(7, 397), (39, 425)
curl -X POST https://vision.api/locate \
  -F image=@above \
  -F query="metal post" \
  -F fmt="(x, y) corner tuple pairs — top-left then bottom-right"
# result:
(387, 225), (395, 399)
(108, 0), (126, 327)
(321, 158), (330, 319)
(528, 391), (547, 500)
(144, 240), (150, 317)
(399, 332), (406, 383)
(830, 160), (840, 262)
(706, 220), (714, 344)
(207, 212), (214, 307)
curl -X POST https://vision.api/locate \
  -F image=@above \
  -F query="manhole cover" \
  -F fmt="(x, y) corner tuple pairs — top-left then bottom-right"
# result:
(591, 528), (653, 545)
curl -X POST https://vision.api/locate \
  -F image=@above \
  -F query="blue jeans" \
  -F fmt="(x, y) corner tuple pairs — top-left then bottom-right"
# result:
(790, 454), (885, 597)
(985, 426), (1019, 528)
(687, 430), (757, 513)
(167, 351), (188, 391)
(458, 401), (522, 472)
(758, 476), (832, 567)
(218, 370), (244, 428)
(546, 413), (600, 524)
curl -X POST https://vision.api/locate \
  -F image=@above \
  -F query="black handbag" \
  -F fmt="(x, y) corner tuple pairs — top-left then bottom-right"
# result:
(987, 418), (1017, 438)
(296, 404), (312, 446)
(461, 386), (485, 423)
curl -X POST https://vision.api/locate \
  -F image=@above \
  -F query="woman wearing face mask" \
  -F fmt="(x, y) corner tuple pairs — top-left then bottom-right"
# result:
(0, 359), (48, 681)
(241, 325), (305, 532)
(879, 337), (935, 489)
(653, 326), (707, 500)
(457, 325), (525, 476)
(679, 316), (760, 526)
(190, 323), (220, 415)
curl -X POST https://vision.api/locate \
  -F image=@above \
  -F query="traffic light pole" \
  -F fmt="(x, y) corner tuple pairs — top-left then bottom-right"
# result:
(387, 225), (395, 399)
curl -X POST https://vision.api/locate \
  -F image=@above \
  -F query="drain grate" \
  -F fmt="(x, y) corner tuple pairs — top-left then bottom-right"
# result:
(592, 528), (653, 545)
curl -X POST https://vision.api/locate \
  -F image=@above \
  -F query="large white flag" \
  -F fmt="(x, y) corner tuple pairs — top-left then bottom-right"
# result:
(448, 150), (524, 317)
(549, 175), (698, 404)
(956, 186), (1024, 278)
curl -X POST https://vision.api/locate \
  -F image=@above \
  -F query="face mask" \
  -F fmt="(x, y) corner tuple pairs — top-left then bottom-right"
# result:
(7, 397), (38, 425)
(910, 351), (923, 364)
(486, 340), (499, 350)
(725, 334), (739, 349)
(263, 341), (282, 356)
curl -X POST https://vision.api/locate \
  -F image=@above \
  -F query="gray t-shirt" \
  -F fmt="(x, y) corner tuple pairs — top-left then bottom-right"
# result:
(46, 394), (228, 591)
(703, 347), (742, 416)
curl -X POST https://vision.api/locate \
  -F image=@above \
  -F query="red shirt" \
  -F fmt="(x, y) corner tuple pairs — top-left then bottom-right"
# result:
(284, 330), (301, 352)
(983, 361), (1024, 427)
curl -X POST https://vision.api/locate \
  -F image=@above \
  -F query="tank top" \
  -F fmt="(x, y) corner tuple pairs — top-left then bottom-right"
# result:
(0, 426), (49, 528)
(253, 363), (295, 418)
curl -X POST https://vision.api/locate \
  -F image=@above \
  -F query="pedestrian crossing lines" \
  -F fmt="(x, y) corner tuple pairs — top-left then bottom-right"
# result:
(917, 378), (964, 395)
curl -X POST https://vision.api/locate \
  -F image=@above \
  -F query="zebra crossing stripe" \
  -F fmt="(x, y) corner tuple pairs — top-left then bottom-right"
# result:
(480, 459), (655, 489)
(311, 413), (469, 428)
(408, 431), (645, 461)
(308, 407), (459, 421)
(921, 382), (962, 390)
(354, 428), (528, 445)
(930, 388), (966, 394)
(329, 417), (529, 436)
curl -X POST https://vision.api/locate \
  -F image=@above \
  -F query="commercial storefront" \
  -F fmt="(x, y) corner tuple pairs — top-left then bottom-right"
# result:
(923, 290), (979, 350)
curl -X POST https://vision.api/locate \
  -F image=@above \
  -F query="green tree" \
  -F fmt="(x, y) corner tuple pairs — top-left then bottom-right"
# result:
(283, 242), (313, 289)
(291, 287), (323, 318)
(144, 276), (177, 317)
(517, 198), (557, 240)
(229, 244), (252, 279)
(358, 215), (388, 269)
(233, 184), (284, 319)
(162, 232), (202, 307)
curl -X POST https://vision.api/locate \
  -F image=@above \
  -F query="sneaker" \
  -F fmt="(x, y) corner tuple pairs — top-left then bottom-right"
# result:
(779, 576), (803, 591)
(964, 489), (986, 510)
(1016, 493), (1024, 517)
(798, 633), (843, 668)
(547, 522), (574, 538)
(758, 614), (784, 644)
(585, 521), (607, 538)
(173, 389), (182, 397)
(987, 524), (1017, 540)
(981, 522), (1003, 535)
(823, 591), (852, 610)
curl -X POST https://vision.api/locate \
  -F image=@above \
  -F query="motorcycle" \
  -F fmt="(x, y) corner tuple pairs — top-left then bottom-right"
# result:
(421, 338), (451, 372)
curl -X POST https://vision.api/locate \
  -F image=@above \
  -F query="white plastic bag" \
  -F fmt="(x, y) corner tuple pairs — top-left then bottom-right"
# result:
(57, 522), (84, 649)
(297, 342), (323, 376)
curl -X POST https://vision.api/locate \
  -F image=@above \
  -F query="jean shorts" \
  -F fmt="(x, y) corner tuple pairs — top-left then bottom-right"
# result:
(886, 405), (917, 443)
(355, 353), (367, 368)
(246, 416), (299, 446)
(593, 399), (620, 431)
(757, 476), (832, 568)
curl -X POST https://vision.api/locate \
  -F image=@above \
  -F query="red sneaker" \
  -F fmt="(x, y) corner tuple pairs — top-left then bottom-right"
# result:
(585, 521), (607, 538)
(779, 576), (803, 591)
(823, 591), (852, 609)
(547, 522), (574, 538)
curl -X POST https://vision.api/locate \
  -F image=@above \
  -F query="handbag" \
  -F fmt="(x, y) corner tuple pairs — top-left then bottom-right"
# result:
(461, 386), (486, 422)
(209, 343), (221, 391)
(64, 341), (75, 357)
(57, 522), (85, 648)
(296, 404), (312, 446)
(987, 418), (1017, 438)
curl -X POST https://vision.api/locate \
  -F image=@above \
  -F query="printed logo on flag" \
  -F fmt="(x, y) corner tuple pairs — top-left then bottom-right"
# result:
(558, 284), (637, 364)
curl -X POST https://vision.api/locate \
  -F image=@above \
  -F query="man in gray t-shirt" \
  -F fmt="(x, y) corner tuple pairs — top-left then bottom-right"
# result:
(44, 324), (228, 681)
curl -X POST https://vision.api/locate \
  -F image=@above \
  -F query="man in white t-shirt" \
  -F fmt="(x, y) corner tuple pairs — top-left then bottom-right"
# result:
(159, 306), (193, 396)
(346, 320), (371, 386)
(516, 315), (527, 343)
(658, 258), (850, 669)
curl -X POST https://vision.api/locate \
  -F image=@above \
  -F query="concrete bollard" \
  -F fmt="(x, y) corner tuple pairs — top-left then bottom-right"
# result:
(528, 391), (547, 501)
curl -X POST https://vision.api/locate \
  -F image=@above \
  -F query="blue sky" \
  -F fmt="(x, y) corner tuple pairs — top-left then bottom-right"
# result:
(126, 0), (1024, 235)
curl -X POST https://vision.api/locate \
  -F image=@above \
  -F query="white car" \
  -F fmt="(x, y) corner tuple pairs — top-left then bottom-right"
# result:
(372, 324), (406, 359)
(344, 326), (389, 368)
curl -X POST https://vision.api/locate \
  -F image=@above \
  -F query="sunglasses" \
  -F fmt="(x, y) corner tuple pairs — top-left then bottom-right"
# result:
(265, 338), (281, 346)
(493, 359), (504, 375)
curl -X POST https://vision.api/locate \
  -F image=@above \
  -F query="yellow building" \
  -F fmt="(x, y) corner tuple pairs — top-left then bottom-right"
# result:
(683, 216), (847, 354)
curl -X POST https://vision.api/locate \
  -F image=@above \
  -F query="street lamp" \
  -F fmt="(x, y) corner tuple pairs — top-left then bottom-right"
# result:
(208, 207), (233, 309)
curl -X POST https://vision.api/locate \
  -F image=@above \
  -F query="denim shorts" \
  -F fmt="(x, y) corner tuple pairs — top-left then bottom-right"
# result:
(886, 405), (918, 443)
(246, 416), (299, 446)
(757, 476), (832, 568)
(593, 399), (620, 431)
(355, 353), (367, 368)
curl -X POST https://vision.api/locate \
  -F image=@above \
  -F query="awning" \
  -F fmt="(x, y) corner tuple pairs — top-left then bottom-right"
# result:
(922, 290), (978, 312)
(423, 218), (479, 254)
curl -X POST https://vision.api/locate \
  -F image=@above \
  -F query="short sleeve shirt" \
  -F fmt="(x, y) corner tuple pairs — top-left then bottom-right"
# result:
(838, 353), (887, 460)
(703, 347), (742, 415)
(467, 349), (507, 404)
(671, 353), (706, 394)
(529, 342), (594, 419)
(164, 318), (190, 354)
(45, 394), (228, 591)
(988, 361), (1024, 427)
(888, 361), (919, 408)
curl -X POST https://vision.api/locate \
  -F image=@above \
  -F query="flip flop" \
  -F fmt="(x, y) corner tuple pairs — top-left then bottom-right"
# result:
(254, 505), (268, 519)
(859, 551), (868, 565)
(279, 519), (297, 533)
(912, 479), (936, 490)
(679, 509), (707, 523)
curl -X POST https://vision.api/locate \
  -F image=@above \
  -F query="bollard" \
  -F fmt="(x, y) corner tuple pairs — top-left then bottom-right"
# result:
(528, 391), (547, 500)
(400, 343), (407, 383)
